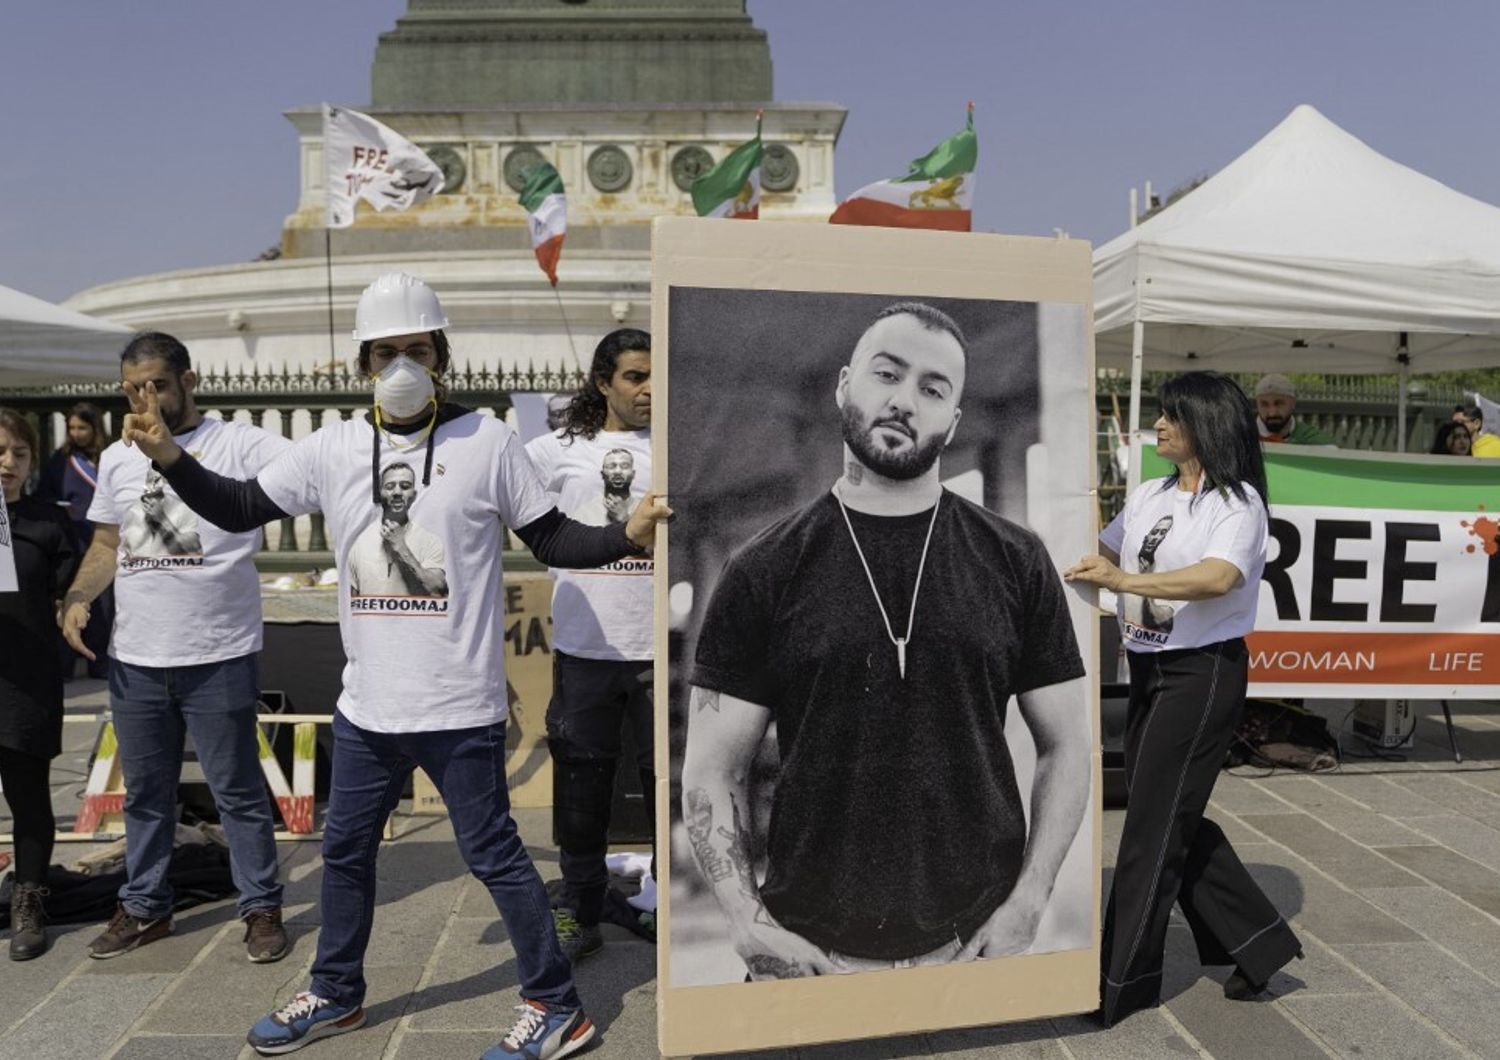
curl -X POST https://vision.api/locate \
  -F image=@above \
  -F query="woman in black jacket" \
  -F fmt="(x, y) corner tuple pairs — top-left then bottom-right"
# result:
(0, 407), (78, 959)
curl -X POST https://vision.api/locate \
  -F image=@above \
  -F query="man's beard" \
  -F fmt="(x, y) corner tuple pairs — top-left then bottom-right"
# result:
(382, 506), (410, 523)
(841, 403), (946, 481)
(161, 402), (188, 434)
(1261, 415), (1290, 433)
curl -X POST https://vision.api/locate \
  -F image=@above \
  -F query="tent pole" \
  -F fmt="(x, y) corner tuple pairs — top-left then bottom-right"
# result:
(1396, 333), (1410, 452)
(1126, 319), (1145, 491)
(1397, 357), (1409, 452)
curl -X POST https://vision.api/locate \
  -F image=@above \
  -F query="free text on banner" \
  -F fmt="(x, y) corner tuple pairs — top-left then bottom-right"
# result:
(1138, 443), (1500, 698)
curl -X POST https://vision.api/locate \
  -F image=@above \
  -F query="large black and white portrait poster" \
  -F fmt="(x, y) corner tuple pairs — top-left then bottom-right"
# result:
(653, 219), (1100, 1056)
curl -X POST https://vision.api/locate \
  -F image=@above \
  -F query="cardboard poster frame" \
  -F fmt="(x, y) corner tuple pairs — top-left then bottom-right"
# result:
(651, 218), (1101, 1056)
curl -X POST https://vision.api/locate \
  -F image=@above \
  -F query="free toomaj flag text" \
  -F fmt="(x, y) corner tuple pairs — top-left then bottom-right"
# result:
(830, 103), (977, 231)
(519, 162), (567, 286)
(323, 104), (444, 228)
(692, 113), (762, 220)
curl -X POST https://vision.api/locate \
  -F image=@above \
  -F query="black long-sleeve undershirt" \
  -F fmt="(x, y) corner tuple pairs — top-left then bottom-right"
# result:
(156, 451), (645, 569)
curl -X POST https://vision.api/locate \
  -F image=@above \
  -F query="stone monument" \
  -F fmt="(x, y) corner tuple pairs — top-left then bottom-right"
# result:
(69, 1), (846, 375)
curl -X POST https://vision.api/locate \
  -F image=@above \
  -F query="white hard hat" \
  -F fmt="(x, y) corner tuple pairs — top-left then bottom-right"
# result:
(352, 272), (450, 342)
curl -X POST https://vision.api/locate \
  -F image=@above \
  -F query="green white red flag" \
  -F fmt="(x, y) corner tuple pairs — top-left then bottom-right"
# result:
(830, 104), (977, 231)
(692, 114), (763, 220)
(519, 162), (567, 286)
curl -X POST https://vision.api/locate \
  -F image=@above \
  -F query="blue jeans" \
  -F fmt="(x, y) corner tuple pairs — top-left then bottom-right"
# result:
(310, 711), (579, 1011)
(110, 654), (283, 919)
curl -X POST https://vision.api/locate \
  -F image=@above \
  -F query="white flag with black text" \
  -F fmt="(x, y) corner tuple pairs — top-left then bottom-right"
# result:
(323, 104), (444, 228)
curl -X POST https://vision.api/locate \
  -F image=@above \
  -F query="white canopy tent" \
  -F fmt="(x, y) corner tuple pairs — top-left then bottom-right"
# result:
(0, 282), (130, 386)
(1094, 104), (1500, 458)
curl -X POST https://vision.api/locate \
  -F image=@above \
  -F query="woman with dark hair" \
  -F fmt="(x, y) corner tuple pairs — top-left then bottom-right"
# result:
(40, 402), (107, 537)
(0, 406), (78, 959)
(1066, 371), (1301, 1025)
(38, 402), (112, 676)
(1431, 421), (1473, 456)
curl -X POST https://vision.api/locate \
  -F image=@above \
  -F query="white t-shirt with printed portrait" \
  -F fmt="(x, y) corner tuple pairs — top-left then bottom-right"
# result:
(256, 411), (553, 733)
(88, 417), (292, 667)
(1099, 476), (1267, 652)
(525, 428), (652, 661)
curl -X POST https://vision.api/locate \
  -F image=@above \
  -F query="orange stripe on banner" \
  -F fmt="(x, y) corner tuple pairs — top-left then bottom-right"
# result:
(1248, 631), (1500, 684)
(829, 198), (972, 231)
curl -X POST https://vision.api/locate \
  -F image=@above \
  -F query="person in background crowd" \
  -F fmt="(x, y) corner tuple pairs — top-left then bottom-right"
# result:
(526, 328), (656, 964)
(0, 407), (79, 960)
(60, 333), (291, 965)
(1253, 374), (1336, 445)
(1066, 371), (1302, 1026)
(38, 402), (112, 676)
(1431, 422), (1473, 457)
(1461, 404), (1500, 458)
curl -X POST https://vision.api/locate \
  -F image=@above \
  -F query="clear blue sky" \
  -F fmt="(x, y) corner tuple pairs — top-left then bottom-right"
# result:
(4, 1), (1498, 303)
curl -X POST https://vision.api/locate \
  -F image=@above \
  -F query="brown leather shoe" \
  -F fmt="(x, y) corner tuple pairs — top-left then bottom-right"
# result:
(88, 904), (172, 959)
(244, 907), (289, 963)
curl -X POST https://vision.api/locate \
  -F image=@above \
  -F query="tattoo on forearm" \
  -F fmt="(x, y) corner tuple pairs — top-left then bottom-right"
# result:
(719, 792), (770, 925)
(683, 788), (732, 883)
(692, 688), (721, 713)
(745, 954), (802, 979)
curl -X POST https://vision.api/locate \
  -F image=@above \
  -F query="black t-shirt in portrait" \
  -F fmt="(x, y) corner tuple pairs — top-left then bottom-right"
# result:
(691, 489), (1085, 959)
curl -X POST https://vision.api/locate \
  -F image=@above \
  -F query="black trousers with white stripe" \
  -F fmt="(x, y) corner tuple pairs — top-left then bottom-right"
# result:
(1100, 637), (1302, 1026)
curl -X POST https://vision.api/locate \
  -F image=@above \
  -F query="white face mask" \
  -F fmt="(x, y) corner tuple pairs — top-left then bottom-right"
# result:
(373, 355), (436, 420)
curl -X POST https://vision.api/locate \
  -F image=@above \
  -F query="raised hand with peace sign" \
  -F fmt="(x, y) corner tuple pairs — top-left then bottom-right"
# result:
(120, 380), (184, 468)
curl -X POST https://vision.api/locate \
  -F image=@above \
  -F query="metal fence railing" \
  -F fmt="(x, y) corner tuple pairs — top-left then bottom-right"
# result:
(3, 364), (1466, 546)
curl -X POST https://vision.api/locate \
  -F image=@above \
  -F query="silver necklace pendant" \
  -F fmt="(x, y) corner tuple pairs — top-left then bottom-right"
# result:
(833, 484), (941, 687)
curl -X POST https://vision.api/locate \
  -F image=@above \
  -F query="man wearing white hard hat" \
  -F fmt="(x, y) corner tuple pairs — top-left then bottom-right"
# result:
(1254, 374), (1335, 446)
(117, 273), (670, 1059)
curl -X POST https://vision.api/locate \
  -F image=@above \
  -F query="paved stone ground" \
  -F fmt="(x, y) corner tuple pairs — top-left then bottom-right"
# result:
(5, 685), (1500, 1058)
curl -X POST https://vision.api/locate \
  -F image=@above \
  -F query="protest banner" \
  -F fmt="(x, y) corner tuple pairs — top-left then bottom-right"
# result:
(1139, 443), (1500, 698)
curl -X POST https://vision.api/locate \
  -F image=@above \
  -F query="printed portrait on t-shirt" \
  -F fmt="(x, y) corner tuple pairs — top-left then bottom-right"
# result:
(347, 462), (449, 600)
(571, 448), (638, 527)
(121, 472), (202, 558)
(1123, 514), (1176, 633)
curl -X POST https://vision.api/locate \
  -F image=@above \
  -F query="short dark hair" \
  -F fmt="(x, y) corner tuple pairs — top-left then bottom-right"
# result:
(120, 332), (192, 375)
(559, 328), (652, 442)
(1157, 371), (1269, 511)
(1463, 404), (1483, 422)
(381, 461), (416, 483)
(870, 301), (968, 356)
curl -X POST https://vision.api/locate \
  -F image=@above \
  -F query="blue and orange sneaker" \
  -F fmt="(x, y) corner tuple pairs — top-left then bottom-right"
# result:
(247, 991), (366, 1055)
(483, 999), (596, 1059)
